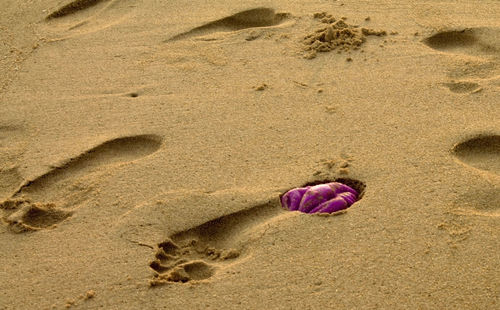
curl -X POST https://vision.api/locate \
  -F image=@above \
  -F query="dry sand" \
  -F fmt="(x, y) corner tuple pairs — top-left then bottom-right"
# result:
(0, 0), (499, 309)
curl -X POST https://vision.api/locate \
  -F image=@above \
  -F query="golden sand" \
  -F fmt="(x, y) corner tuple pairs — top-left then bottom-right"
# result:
(0, 0), (499, 308)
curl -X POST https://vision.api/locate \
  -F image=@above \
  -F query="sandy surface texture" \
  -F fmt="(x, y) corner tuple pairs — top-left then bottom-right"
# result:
(1, 0), (499, 309)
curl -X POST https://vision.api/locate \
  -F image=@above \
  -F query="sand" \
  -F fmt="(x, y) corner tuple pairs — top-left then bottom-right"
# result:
(0, 0), (499, 308)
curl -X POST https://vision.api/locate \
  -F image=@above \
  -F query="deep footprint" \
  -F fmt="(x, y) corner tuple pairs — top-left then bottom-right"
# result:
(423, 28), (500, 57)
(149, 201), (280, 284)
(14, 135), (162, 201)
(452, 135), (500, 175)
(166, 7), (290, 41)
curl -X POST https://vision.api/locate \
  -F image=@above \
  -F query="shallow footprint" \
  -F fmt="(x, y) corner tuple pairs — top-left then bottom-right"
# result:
(441, 81), (481, 94)
(166, 7), (290, 41)
(452, 135), (500, 175)
(423, 28), (500, 57)
(14, 135), (162, 201)
(453, 185), (500, 217)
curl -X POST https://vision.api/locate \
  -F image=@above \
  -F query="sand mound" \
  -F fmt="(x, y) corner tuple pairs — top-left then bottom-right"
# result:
(303, 12), (386, 59)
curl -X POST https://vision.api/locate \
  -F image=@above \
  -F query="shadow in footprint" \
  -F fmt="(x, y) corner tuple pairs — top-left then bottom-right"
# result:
(452, 135), (500, 175)
(442, 81), (481, 94)
(423, 28), (500, 57)
(46, 0), (110, 19)
(149, 201), (281, 284)
(15, 135), (162, 201)
(166, 7), (290, 42)
(43, 0), (134, 38)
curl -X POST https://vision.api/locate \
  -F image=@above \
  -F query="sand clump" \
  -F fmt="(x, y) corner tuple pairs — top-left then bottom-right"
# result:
(303, 12), (387, 59)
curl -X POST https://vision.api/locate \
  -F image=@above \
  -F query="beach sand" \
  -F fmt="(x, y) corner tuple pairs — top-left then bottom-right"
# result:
(0, 0), (499, 308)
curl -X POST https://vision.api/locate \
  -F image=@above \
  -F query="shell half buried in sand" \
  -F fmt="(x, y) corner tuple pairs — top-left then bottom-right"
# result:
(280, 182), (359, 214)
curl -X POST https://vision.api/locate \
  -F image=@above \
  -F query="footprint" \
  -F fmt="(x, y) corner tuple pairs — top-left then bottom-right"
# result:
(424, 29), (500, 93)
(46, 0), (110, 19)
(149, 201), (281, 284)
(452, 135), (500, 175)
(43, 0), (134, 38)
(441, 81), (482, 94)
(1, 135), (162, 233)
(166, 8), (290, 42)
(14, 135), (162, 201)
(423, 28), (500, 57)
(453, 185), (500, 217)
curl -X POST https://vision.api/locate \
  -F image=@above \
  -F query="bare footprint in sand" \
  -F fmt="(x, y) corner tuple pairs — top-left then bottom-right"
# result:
(424, 28), (499, 91)
(452, 135), (500, 175)
(46, 0), (110, 19)
(44, 0), (135, 38)
(453, 185), (500, 217)
(451, 135), (499, 217)
(149, 201), (281, 284)
(423, 28), (500, 57)
(0, 135), (162, 233)
(165, 7), (291, 42)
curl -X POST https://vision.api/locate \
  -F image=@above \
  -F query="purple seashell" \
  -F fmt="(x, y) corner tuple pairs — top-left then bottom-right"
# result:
(329, 182), (358, 197)
(281, 181), (359, 214)
(298, 183), (338, 213)
(280, 186), (309, 211)
(311, 196), (349, 213)
(337, 191), (357, 205)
